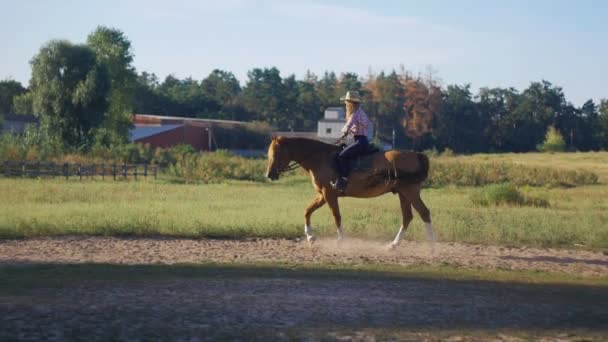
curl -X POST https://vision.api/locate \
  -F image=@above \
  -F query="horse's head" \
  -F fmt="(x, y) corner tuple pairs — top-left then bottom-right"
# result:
(266, 136), (290, 181)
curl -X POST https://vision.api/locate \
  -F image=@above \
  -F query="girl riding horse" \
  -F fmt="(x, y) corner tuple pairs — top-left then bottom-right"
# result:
(331, 91), (372, 193)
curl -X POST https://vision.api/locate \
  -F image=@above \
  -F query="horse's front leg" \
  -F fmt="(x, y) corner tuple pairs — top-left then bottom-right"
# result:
(304, 193), (326, 247)
(324, 191), (344, 243)
(388, 193), (413, 250)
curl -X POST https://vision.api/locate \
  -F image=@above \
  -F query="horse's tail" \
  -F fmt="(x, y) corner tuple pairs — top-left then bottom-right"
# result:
(417, 152), (430, 180)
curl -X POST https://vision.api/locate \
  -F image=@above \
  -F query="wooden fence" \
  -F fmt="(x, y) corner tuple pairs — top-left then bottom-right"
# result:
(1, 161), (158, 180)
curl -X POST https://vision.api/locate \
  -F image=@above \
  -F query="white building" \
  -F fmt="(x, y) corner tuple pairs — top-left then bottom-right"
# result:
(317, 107), (374, 140)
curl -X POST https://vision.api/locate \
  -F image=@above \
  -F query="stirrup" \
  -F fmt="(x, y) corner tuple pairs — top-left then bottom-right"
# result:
(331, 177), (348, 192)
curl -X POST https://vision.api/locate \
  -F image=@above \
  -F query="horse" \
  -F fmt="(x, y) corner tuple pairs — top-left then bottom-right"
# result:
(265, 136), (436, 249)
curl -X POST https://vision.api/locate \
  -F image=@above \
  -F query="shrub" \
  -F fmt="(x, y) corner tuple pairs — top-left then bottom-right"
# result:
(470, 183), (549, 207)
(537, 126), (566, 152)
(165, 152), (268, 183)
(428, 159), (598, 188)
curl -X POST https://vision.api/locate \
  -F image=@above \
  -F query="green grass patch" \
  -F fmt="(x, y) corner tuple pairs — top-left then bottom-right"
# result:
(1, 178), (607, 249)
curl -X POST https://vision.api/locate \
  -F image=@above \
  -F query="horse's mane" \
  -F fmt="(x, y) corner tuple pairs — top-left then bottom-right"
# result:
(278, 137), (340, 151)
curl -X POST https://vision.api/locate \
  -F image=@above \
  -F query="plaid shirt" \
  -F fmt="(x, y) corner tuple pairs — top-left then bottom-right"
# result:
(342, 108), (370, 136)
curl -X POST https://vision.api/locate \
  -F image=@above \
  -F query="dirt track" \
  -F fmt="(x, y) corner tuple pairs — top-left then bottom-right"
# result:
(1, 237), (607, 340)
(1, 236), (607, 276)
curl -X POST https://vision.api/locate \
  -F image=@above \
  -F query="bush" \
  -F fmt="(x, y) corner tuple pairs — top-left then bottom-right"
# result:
(165, 152), (268, 183)
(0, 126), (63, 161)
(470, 183), (549, 207)
(537, 126), (566, 152)
(428, 159), (598, 188)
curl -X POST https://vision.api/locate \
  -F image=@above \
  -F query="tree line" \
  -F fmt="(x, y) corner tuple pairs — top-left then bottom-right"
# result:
(1, 27), (607, 153)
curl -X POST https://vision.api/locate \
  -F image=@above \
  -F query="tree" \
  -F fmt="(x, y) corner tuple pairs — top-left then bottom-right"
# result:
(317, 71), (340, 110)
(434, 84), (484, 153)
(282, 74), (301, 130)
(506, 80), (566, 152)
(0, 79), (26, 114)
(402, 77), (441, 149)
(476, 87), (521, 151)
(87, 26), (137, 145)
(297, 71), (322, 130)
(21, 40), (110, 148)
(372, 71), (406, 143)
(338, 72), (362, 96)
(598, 99), (608, 149)
(576, 99), (602, 150)
(241, 67), (287, 128)
(200, 69), (241, 120)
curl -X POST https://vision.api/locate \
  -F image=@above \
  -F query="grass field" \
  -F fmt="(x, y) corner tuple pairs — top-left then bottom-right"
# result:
(1, 152), (607, 248)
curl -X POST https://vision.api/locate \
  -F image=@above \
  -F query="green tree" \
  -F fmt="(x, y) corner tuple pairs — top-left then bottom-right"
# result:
(576, 99), (601, 150)
(477, 87), (521, 152)
(507, 80), (567, 152)
(374, 71), (405, 142)
(317, 71), (340, 110)
(338, 72), (362, 96)
(21, 40), (110, 148)
(282, 74), (301, 130)
(434, 84), (484, 153)
(598, 99), (608, 149)
(241, 67), (286, 128)
(0, 79), (26, 115)
(201, 69), (241, 120)
(296, 71), (321, 130)
(87, 26), (136, 145)
(159, 75), (213, 117)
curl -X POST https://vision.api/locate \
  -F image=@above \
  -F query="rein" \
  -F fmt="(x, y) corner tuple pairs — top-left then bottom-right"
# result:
(277, 137), (345, 174)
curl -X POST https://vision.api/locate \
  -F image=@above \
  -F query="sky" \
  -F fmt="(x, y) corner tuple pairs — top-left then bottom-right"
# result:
(1, 0), (606, 106)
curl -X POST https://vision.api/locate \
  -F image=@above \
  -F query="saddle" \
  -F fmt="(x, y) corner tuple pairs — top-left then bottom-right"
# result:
(335, 144), (381, 173)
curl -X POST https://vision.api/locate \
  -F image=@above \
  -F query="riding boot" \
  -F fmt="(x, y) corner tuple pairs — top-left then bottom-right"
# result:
(330, 177), (348, 192)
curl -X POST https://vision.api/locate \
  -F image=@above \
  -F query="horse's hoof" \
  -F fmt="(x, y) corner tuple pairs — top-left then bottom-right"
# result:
(307, 235), (316, 248)
(386, 242), (398, 251)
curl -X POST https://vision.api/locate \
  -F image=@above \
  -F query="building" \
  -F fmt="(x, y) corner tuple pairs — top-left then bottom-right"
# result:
(1, 114), (39, 135)
(130, 114), (260, 152)
(277, 107), (376, 145)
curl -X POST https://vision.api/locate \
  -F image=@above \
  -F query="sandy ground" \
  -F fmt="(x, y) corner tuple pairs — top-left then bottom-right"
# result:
(1, 236), (607, 276)
(1, 237), (608, 340)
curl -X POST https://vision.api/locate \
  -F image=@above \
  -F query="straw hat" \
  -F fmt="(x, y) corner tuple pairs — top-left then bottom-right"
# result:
(340, 90), (362, 103)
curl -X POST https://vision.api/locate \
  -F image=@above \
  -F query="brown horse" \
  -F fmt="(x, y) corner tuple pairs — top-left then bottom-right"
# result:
(266, 136), (436, 248)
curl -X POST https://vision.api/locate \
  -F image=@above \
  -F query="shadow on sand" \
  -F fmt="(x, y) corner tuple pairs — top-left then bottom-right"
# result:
(0, 262), (607, 339)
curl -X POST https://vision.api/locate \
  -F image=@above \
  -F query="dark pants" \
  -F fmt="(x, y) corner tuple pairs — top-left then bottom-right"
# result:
(336, 135), (369, 177)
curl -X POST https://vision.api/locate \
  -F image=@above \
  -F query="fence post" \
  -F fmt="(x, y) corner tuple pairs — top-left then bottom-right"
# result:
(21, 161), (26, 178)
(154, 165), (158, 179)
(144, 164), (148, 179)
(123, 163), (127, 179)
(102, 163), (105, 180)
(134, 165), (138, 181)
(78, 164), (82, 181)
(3, 160), (7, 177)
(64, 163), (69, 180)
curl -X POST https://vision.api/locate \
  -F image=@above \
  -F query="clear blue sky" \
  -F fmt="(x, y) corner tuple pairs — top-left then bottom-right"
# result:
(1, 0), (606, 106)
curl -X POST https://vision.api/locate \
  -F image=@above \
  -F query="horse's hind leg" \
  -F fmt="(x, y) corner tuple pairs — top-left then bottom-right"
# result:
(304, 193), (326, 246)
(388, 193), (413, 249)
